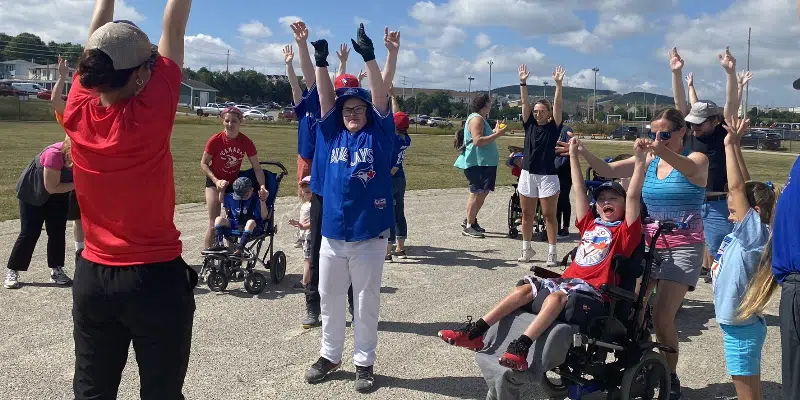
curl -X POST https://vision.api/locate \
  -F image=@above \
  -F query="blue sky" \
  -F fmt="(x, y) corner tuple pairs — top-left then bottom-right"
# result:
(3, 0), (799, 107)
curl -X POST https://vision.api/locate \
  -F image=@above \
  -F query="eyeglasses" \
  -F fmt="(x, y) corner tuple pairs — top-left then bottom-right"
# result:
(648, 130), (676, 140)
(343, 105), (368, 116)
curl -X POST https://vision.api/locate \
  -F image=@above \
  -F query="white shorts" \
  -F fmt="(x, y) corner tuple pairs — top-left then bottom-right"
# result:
(517, 170), (560, 199)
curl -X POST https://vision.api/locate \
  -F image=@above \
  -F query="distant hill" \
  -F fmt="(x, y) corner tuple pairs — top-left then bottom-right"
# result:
(491, 84), (673, 106)
(604, 91), (673, 106)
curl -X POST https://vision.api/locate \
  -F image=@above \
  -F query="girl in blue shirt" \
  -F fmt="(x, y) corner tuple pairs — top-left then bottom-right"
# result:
(303, 24), (399, 393)
(712, 116), (781, 400)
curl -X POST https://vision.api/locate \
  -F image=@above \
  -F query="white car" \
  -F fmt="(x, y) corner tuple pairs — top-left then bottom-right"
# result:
(243, 110), (268, 120)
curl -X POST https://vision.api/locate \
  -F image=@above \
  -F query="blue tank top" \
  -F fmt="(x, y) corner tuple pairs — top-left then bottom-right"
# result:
(453, 113), (498, 169)
(641, 154), (706, 248)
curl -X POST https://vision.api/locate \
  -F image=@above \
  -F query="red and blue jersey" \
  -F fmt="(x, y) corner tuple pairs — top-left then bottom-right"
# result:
(295, 85), (319, 161)
(316, 105), (396, 241)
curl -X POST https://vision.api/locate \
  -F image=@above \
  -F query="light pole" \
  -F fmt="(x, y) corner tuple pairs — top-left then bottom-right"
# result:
(591, 67), (599, 122)
(468, 76), (475, 99)
(488, 60), (494, 111)
(543, 81), (548, 100)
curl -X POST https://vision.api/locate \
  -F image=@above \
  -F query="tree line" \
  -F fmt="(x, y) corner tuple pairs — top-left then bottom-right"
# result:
(0, 32), (84, 66)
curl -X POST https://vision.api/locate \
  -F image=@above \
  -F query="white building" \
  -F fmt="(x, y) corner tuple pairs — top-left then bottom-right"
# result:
(0, 60), (41, 80)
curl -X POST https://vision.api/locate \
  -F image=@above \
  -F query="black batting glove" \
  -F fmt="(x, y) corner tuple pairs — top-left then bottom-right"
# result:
(350, 23), (375, 63)
(311, 39), (329, 67)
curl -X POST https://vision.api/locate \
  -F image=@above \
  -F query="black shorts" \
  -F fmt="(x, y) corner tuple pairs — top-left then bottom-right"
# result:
(67, 191), (81, 221)
(205, 176), (234, 193)
(464, 166), (497, 194)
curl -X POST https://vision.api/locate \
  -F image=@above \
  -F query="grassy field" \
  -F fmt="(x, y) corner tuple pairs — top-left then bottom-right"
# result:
(0, 121), (795, 221)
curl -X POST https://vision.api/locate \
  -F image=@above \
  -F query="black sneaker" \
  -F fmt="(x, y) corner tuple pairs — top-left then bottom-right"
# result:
(393, 250), (407, 259)
(301, 303), (321, 329)
(305, 357), (340, 383)
(669, 373), (682, 400)
(354, 365), (375, 393)
(461, 219), (486, 233)
(462, 226), (485, 238)
(557, 228), (569, 237)
(385, 254), (392, 262)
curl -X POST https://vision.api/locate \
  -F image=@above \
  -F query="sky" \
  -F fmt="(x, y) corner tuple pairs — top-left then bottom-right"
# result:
(2, 0), (799, 107)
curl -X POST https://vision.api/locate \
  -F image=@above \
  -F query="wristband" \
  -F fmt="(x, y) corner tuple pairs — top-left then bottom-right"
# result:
(519, 82), (527, 86)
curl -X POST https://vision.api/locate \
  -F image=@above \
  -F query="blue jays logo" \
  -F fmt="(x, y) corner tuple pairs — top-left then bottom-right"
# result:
(352, 166), (376, 186)
(339, 76), (357, 88)
(575, 226), (613, 267)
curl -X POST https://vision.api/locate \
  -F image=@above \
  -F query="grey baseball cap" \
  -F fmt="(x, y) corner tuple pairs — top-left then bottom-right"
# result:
(86, 21), (153, 70)
(232, 177), (253, 200)
(684, 100), (722, 125)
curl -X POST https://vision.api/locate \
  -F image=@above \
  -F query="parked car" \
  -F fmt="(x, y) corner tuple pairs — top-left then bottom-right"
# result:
(234, 104), (251, 110)
(0, 83), (24, 96)
(196, 103), (226, 117)
(417, 115), (430, 125)
(429, 117), (453, 128)
(11, 82), (46, 95)
(35, 90), (67, 101)
(741, 131), (781, 151)
(243, 110), (269, 120)
(610, 126), (639, 140)
(279, 107), (296, 121)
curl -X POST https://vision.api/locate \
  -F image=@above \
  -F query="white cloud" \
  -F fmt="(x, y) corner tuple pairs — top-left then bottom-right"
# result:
(594, 13), (646, 39)
(353, 16), (371, 25)
(474, 46), (546, 74)
(421, 25), (467, 50)
(184, 34), (291, 75)
(567, 69), (624, 92)
(238, 21), (272, 38)
(637, 82), (657, 91)
(549, 29), (609, 53)
(0, 0), (143, 44)
(474, 33), (491, 49)
(601, 76), (625, 92)
(276, 16), (331, 38)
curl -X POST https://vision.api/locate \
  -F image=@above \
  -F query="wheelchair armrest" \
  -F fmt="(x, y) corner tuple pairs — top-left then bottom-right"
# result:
(599, 284), (636, 303)
(530, 265), (562, 279)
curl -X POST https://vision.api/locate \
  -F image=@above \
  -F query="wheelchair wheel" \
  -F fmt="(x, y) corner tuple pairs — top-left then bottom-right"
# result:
(540, 369), (569, 399)
(244, 271), (267, 294)
(508, 228), (519, 239)
(207, 270), (228, 292)
(270, 251), (287, 284)
(619, 351), (670, 400)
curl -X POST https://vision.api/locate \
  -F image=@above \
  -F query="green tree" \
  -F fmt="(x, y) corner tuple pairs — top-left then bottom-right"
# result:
(0, 33), (13, 61)
(3, 33), (49, 64)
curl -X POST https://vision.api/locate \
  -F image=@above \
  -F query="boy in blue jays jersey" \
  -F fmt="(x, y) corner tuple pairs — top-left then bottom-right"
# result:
(206, 177), (269, 258)
(303, 24), (399, 393)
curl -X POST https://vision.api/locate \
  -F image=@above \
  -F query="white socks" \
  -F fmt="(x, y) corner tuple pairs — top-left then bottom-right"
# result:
(523, 241), (531, 251)
(548, 244), (557, 254)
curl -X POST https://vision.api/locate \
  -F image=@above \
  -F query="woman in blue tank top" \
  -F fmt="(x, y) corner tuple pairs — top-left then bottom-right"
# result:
(565, 108), (708, 399)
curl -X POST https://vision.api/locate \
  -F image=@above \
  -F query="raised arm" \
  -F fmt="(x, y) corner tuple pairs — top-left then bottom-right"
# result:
(382, 28), (400, 87)
(87, 0), (114, 43)
(469, 116), (507, 147)
(157, 0), (192, 68)
(519, 65), (531, 123)
(51, 56), (68, 115)
(651, 141), (708, 187)
(358, 70), (367, 86)
(626, 139), (648, 226)
(311, 40), (335, 116)
(391, 92), (400, 114)
(552, 66), (565, 126)
(719, 46), (738, 120)
(351, 24), (388, 114)
(336, 43), (349, 77)
(291, 21), (315, 89)
(737, 70), (753, 113)
(669, 47), (689, 116)
(570, 140), (637, 179)
(686, 73), (698, 106)
(283, 45), (302, 105)
(723, 116), (752, 219)
(569, 138), (591, 220)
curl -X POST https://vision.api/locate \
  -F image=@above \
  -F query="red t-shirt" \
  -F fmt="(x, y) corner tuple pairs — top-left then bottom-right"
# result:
(61, 56), (182, 266)
(562, 210), (643, 290)
(204, 132), (257, 183)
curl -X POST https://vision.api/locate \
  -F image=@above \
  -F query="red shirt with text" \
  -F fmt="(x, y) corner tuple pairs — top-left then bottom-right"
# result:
(204, 132), (257, 183)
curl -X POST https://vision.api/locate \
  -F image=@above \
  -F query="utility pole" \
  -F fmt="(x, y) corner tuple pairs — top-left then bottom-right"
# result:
(226, 49), (230, 73)
(401, 75), (408, 99)
(543, 81), (549, 100)
(488, 60), (494, 109)
(468, 76), (475, 99)
(744, 27), (751, 118)
(592, 67), (599, 121)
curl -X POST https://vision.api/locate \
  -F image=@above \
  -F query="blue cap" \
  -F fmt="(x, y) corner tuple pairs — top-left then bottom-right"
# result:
(335, 87), (372, 110)
(592, 181), (626, 201)
(232, 177), (253, 200)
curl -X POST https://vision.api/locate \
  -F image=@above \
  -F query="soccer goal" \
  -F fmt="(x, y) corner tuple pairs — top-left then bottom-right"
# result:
(606, 114), (622, 124)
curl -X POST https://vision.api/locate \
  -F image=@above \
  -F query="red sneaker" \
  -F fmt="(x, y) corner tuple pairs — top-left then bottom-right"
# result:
(437, 316), (485, 351)
(498, 338), (530, 371)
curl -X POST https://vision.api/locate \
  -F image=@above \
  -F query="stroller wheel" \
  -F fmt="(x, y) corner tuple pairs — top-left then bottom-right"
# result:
(207, 270), (228, 292)
(508, 228), (519, 239)
(270, 251), (287, 284)
(619, 351), (670, 400)
(244, 272), (267, 294)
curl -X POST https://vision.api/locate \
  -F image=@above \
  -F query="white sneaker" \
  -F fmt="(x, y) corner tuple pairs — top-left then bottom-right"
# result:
(517, 248), (535, 263)
(50, 267), (73, 286)
(4, 269), (20, 289)
(546, 252), (558, 267)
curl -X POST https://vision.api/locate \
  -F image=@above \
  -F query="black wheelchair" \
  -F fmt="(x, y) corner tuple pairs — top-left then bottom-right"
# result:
(478, 221), (680, 400)
(200, 162), (289, 294)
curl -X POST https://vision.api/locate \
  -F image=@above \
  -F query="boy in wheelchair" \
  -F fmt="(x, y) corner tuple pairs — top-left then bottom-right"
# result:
(205, 177), (270, 258)
(439, 138), (647, 372)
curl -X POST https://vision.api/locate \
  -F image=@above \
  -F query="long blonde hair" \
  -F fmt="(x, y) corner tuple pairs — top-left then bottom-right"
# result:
(61, 135), (73, 168)
(736, 182), (783, 321)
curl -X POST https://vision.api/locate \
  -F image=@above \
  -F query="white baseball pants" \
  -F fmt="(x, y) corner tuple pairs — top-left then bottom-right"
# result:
(318, 231), (388, 367)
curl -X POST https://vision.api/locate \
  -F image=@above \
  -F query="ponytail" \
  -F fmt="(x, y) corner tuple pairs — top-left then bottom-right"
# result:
(737, 235), (778, 321)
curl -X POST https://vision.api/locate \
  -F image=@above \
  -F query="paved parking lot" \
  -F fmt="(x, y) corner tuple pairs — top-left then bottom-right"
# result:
(0, 187), (783, 399)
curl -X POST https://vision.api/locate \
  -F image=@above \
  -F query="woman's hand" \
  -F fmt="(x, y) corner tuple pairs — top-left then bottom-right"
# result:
(384, 27), (400, 53)
(518, 64), (529, 83)
(336, 43), (350, 63)
(685, 72), (693, 87)
(494, 119), (508, 135)
(723, 115), (750, 146)
(718, 46), (736, 73)
(738, 70), (753, 87)
(633, 138), (651, 159)
(57, 56), (69, 79)
(215, 179), (229, 192)
(291, 21), (309, 42)
(669, 47), (684, 72)
(259, 186), (269, 201)
(552, 66), (565, 84)
(359, 70), (368, 81)
(568, 137), (581, 157)
(283, 45), (294, 65)
(288, 219), (301, 228)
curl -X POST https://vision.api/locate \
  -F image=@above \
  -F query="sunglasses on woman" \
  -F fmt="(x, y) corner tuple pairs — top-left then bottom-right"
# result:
(647, 130), (677, 141)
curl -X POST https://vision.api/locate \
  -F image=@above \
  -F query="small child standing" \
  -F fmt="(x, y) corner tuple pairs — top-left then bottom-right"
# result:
(711, 117), (781, 400)
(289, 176), (313, 290)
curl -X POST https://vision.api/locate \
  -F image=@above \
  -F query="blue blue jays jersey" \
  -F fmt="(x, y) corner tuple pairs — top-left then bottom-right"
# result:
(223, 194), (265, 230)
(317, 105), (396, 241)
(295, 85), (320, 160)
(391, 133), (411, 179)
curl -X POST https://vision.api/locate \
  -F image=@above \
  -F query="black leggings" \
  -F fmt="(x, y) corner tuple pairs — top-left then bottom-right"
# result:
(7, 194), (69, 271)
(556, 163), (572, 229)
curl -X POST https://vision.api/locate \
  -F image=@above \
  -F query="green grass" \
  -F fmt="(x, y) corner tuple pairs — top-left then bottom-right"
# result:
(0, 121), (795, 221)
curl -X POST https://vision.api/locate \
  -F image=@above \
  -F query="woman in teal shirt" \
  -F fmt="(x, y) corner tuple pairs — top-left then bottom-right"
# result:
(454, 93), (507, 238)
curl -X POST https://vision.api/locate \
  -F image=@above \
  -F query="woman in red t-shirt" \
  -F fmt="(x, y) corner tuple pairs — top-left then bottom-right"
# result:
(201, 106), (268, 250)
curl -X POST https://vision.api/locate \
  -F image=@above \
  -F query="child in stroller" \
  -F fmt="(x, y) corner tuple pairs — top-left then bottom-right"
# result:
(439, 138), (647, 372)
(206, 176), (270, 257)
(506, 146), (546, 240)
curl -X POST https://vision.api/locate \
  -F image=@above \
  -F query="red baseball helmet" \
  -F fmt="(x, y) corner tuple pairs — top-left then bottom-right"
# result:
(334, 74), (360, 90)
(394, 112), (410, 131)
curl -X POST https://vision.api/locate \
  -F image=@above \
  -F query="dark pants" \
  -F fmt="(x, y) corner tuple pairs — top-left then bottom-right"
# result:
(556, 163), (572, 229)
(389, 175), (407, 243)
(306, 193), (353, 309)
(72, 255), (197, 400)
(781, 275), (800, 399)
(8, 194), (69, 271)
